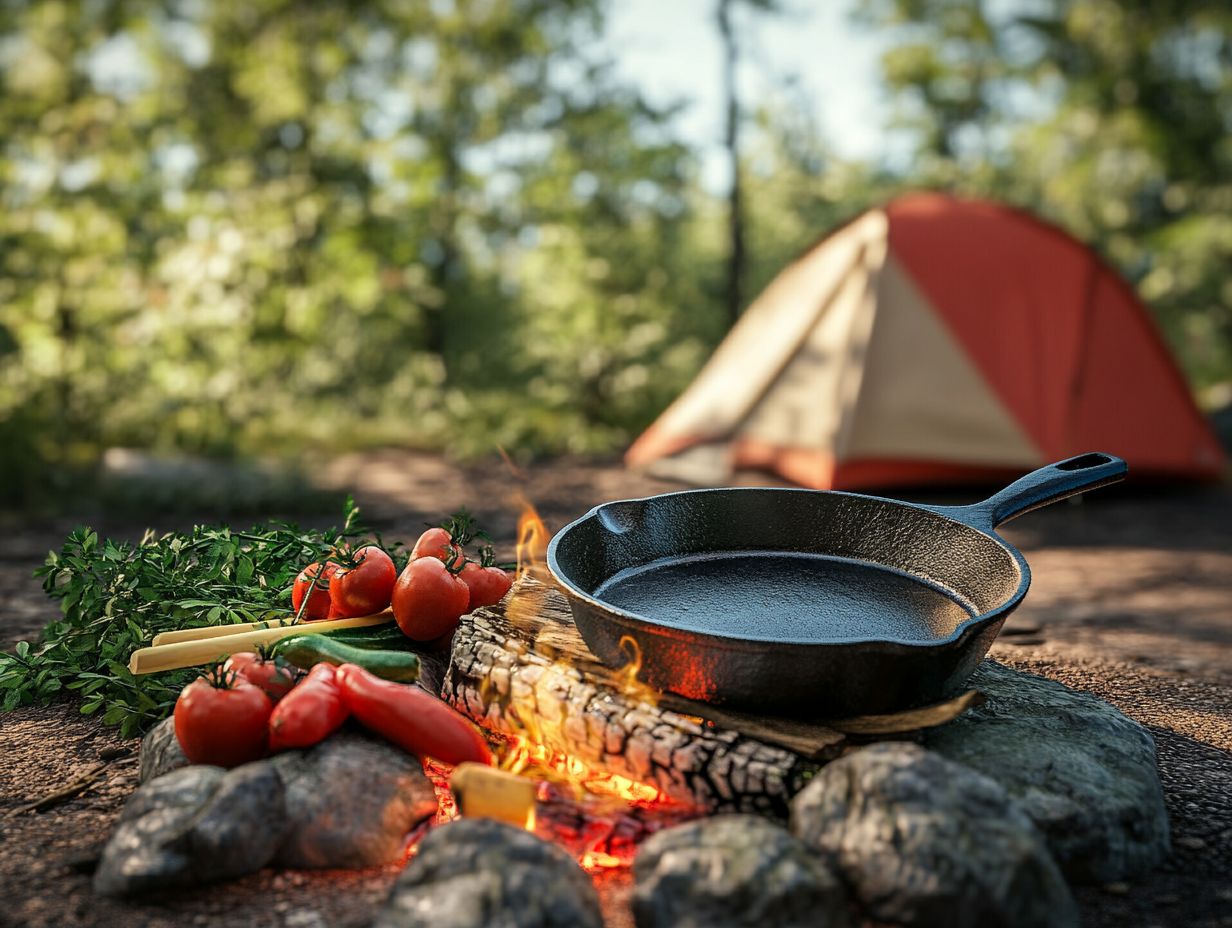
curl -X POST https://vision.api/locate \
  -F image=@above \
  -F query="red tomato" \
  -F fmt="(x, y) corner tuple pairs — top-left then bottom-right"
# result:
(392, 556), (470, 641)
(458, 562), (513, 609)
(335, 663), (492, 766)
(411, 527), (462, 566)
(174, 671), (272, 767)
(223, 651), (301, 702)
(291, 561), (340, 621)
(268, 663), (349, 752)
(330, 546), (397, 618)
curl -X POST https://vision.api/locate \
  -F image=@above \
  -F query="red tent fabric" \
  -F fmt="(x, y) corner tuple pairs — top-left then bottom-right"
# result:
(627, 193), (1225, 488)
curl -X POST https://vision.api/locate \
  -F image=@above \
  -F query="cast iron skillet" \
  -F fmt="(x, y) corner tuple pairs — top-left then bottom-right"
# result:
(546, 452), (1126, 718)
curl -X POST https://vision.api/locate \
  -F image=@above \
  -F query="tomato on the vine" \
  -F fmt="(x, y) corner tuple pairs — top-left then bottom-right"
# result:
(392, 556), (470, 641)
(174, 666), (272, 767)
(291, 561), (341, 621)
(410, 527), (461, 565)
(330, 546), (396, 618)
(458, 562), (513, 609)
(224, 650), (300, 702)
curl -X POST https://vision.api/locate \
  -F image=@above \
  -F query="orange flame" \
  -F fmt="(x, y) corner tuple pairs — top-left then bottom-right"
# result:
(514, 493), (549, 580)
(616, 634), (661, 708)
(500, 734), (667, 806)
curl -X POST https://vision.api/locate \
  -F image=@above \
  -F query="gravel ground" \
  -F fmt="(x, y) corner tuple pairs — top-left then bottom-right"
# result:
(1, 452), (1229, 928)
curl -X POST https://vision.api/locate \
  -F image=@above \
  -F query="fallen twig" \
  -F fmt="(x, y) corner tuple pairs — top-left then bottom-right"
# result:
(12, 763), (108, 815)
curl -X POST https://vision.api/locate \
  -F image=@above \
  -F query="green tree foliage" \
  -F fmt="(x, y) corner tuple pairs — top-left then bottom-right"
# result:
(0, 0), (716, 503)
(860, 0), (1232, 393)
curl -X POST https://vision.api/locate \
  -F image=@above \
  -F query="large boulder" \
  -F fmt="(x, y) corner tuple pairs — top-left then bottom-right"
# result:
(375, 818), (602, 928)
(102, 729), (439, 895)
(632, 815), (851, 928)
(94, 762), (287, 896)
(925, 660), (1170, 881)
(791, 742), (1077, 928)
(272, 730), (438, 868)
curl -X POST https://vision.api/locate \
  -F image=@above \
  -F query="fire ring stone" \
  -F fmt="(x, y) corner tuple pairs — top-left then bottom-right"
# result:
(375, 817), (603, 928)
(791, 742), (1078, 928)
(632, 814), (852, 928)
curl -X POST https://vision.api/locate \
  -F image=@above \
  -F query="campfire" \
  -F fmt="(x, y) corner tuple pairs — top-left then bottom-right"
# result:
(407, 499), (969, 874)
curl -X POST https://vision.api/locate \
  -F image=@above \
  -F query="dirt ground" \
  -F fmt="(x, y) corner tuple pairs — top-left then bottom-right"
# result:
(1, 452), (1230, 928)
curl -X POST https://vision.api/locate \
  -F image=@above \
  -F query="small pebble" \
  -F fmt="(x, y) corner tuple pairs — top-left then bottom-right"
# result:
(1102, 882), (1131, 895)
(285, 911), (327, 928)
(1174, 835), (1207, 850)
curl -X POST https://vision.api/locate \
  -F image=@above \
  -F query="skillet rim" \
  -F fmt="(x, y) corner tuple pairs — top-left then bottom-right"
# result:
(545, 485), (1031, 651)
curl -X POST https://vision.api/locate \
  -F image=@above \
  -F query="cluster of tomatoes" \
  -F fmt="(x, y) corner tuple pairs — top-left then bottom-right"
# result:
(174, 651), (492, 769)
(290, 524), (513, 642)
(173, 518), (512, 772)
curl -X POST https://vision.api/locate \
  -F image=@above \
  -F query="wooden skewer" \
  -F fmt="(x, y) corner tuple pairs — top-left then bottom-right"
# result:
(152, 618), (295, 646)
(129, 612), (394, 675)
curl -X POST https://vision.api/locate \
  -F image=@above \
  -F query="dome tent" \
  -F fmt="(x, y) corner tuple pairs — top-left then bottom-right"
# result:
(627, 193), (1225, 488)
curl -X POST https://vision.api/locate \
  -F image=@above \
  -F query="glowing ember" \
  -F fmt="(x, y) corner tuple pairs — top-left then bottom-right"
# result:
(424, 759), (460, 826)
(581, 849), (624, 872)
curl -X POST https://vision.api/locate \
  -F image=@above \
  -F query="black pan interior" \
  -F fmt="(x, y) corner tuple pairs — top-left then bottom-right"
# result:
(552, 488), (1024, 645)
(593, 551), (977, 644)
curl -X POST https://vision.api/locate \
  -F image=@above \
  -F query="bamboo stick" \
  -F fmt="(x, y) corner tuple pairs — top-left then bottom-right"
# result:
(128, 612), (394, 675)
(152, 610), (395, 647)
(152, 618), (293, 646)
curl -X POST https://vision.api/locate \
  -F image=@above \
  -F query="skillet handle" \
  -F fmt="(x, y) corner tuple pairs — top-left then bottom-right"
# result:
(937, 453), (1128, 531)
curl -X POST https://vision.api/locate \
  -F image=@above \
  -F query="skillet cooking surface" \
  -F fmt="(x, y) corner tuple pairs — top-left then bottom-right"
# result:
(593, 550), (978, 644)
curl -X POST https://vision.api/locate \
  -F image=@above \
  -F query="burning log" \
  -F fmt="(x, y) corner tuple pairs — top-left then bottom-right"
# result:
(442, 577), (845, 816)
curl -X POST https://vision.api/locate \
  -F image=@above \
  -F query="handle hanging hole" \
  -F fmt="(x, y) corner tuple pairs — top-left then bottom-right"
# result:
(1056, 453), (1113, 471)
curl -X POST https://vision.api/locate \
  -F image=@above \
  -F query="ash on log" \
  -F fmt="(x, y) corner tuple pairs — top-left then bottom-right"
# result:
(442, 578), (845, 816)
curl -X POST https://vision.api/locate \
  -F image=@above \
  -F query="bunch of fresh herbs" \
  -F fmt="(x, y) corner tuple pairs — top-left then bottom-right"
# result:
(0, 497), (391, 736)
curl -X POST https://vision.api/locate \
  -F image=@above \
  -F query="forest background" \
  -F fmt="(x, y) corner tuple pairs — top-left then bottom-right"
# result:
(3, 0), (1229, 507)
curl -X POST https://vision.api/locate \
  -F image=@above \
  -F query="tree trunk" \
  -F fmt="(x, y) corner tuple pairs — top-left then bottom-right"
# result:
(718, 0), (746, 327)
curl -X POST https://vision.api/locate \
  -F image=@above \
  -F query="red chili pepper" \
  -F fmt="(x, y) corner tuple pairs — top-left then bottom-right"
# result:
(268, 662), (349, 751)
(334, 663), (493, 767)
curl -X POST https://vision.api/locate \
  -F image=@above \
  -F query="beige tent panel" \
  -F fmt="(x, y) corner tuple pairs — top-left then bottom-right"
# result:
(648, 210), (889, 442)
(739, 229), (883, 453)
(841, 255), (1042, 466)
(637, 440), (736, 486)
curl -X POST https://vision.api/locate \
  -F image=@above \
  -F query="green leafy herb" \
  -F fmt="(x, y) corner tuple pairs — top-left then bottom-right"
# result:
(0, 497), (379, 737)
(436, 508), (489, 548)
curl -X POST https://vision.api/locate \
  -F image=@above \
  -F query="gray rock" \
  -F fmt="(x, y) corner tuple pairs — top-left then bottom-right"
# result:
(94, 762), (287, 896)
(375, 818), (602, 928)
(791, 742), (1077, 928)
(925, 660), (1170, 882)
(633, 815), (851, 928)
(138, 716), (189, 783)
(272, 730), (438, 868)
